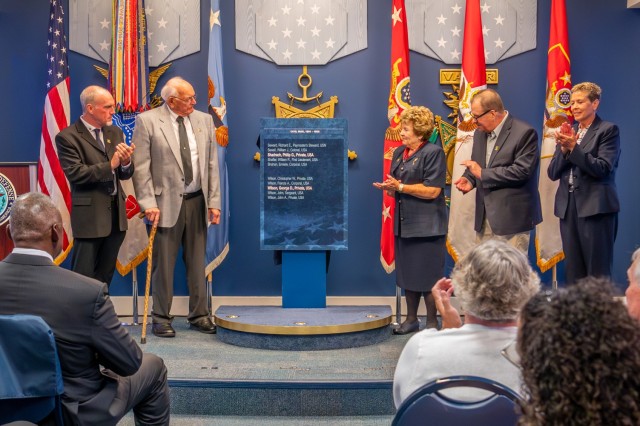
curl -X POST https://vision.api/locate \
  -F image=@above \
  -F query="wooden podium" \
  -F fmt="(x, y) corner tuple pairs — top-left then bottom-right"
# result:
(0, 163), (37, 260)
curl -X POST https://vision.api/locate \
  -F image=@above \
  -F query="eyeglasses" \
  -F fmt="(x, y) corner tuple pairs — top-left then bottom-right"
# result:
(470, 109), (492, 120)
(170, 94), (197, 103)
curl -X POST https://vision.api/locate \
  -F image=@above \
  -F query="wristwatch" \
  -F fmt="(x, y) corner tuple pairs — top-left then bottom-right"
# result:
(398, 183), (404, 193)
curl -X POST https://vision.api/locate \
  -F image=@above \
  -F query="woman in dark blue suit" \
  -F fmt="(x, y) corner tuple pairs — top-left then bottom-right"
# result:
(374, 106), (448, 334)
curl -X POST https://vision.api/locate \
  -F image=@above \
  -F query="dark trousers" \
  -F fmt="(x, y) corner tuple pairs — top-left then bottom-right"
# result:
(149, 192), (208, 324)
(66, 353), (170, 425)
(560, 192), (618, 285)
(71, 199), (125, 287)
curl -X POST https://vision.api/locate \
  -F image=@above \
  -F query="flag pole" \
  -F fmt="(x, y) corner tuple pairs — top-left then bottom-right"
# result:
(394, 287), (402, 326)
(207, 272), (213, 317)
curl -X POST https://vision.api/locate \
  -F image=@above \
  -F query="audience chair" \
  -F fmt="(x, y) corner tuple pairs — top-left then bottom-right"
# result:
(392, 375), (522, 426)
(0, 315), (64, 425)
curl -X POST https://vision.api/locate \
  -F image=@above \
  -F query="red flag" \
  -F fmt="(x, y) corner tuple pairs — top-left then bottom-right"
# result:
(380, 0), (411, 273)
(38, 0), (72, 264)
(447, 0), (487, 262)
(536, 0), (571, 272)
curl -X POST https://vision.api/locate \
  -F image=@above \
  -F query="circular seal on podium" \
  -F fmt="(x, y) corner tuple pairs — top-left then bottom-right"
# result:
(0, 173), (17, 226)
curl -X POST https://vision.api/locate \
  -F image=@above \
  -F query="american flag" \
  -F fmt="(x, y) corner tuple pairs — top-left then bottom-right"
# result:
(38, 0), (72, 263)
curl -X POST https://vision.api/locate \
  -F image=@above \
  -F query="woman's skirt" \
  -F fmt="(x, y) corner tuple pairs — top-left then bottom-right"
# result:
(395, 235), (446, 292)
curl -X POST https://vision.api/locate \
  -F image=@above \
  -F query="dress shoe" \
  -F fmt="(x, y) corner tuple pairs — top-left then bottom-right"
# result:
(189, 317), (217, 334)
(152, 323), (176, 338)
(393, 320), (420, 335)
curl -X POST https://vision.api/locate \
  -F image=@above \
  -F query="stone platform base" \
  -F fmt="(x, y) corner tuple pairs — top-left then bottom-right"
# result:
(214, 305), (393, 351)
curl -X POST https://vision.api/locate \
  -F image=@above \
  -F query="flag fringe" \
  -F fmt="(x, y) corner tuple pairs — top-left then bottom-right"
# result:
(205, 243), (229, 276)
(54, 241), (73, 266)
(385, 126), (401, 141)
(445, 238), (460, 264)
(535, 236), (565, 273)
(116, 248), (149, 276)
(380, 254), (395, 274)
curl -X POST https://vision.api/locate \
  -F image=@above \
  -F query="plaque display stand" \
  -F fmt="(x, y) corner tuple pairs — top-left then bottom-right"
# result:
(282, 251), (326, 308)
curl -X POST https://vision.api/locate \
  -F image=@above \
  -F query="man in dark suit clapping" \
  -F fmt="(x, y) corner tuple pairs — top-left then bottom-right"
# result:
(56, 85), (135, 286)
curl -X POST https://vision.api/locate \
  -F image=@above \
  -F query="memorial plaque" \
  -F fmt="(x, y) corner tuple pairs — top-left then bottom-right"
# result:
(260, 118), (348, 251)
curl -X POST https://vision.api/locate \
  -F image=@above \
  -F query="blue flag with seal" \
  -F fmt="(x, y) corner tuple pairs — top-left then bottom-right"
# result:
(205, 0), (230, 275)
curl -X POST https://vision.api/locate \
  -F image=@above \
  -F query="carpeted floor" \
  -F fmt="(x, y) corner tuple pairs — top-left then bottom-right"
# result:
(121, 317), (414, 382)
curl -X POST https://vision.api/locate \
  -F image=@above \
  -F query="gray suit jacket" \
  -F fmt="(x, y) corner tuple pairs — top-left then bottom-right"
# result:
(0, 253), (143, 425)
(463, 114), (542, 235)
(131, 105), (221, 228)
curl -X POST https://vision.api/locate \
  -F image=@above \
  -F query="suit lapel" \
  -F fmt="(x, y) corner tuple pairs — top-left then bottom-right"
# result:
(190, 113), (206, 178)
(158, 106), (184, 173)
(575, 115), (600, 152)
(76, 120), (104, 154)
(487, 115), (512, 167)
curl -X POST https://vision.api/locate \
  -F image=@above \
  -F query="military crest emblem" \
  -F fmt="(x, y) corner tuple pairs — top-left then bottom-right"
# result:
(0, 173), (17, 226)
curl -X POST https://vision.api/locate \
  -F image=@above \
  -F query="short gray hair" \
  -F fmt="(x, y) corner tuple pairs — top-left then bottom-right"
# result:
(471, 89), (505, 113)
(451, 239), (540, 321)
(9, 192), (61, 244)
(79, 86), (110, 111)
(160, 76), (186, 101)
(632, 248), (640, 284)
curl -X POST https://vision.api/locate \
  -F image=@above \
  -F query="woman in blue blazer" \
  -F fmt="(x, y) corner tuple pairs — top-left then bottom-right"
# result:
(374, 106), (448, 334)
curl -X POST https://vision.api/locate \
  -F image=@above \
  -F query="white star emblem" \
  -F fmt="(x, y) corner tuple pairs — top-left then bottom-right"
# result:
(437, 36), (447, 48)
(451, 26), (461, 37)
(99, 40), (110, 51)
(281, 5), (291, 15)
(325, 15), (335, 25)
(451, 4), (462, 14)
(57, 72), (62, 78)
(450, 49), (461, 60)
(382, 204), (391, 221)
(494, 14), (505, 25)
(100, 18), (109, 29)
(310, 4), (320, 14)
(210, 9), (221, 31)
(494, 38), (505, 48)
(267, 39), (277, 50)
(391, 6), (402, 26)
(268, 16), (277, 27)
(482, 25), (490, 36)
(325, 38), (335, 48)
(311, 49), (321, 59)
(481, 2), (491, 13)
(158, 18), (168, 29)
(297, 16), (306, 26)
(282, 28), (292, 38)
(157, 41), (167, 52)
(282, 49), (292, 59)
(145, 7), (153, 16)
(296, 38), (306, 49)
(311, 26), (321, 37)
(436, 14), (447, 25)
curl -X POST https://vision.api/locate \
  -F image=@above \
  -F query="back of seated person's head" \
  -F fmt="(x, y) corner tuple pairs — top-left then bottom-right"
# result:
(452, 239), (539, 322)
(9, 192), (62, 251)
(518, 277), (640, 426)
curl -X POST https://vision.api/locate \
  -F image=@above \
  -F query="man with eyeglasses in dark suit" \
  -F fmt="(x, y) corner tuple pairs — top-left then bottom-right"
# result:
(454, 88), (542, 254)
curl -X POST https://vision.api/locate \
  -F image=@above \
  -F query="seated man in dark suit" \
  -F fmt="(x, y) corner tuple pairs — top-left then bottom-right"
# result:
(0, 192), (170, 425)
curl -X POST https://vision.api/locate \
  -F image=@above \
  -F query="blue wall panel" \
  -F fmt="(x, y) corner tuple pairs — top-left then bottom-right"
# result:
(1, 1), (639, 297)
